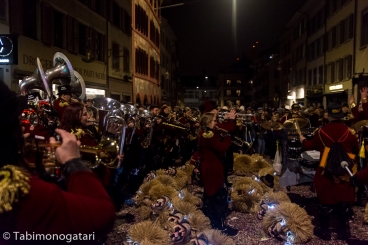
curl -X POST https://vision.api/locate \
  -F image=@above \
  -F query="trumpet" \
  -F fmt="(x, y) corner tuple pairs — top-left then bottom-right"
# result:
(26, 138), (119, 169)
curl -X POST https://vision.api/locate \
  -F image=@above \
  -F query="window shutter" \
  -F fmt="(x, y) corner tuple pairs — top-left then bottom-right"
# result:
(9, 0), (23, 34)
(67, 16), (74, 52)
(73, 19), (80, 54)
(41, 2), (54, 46)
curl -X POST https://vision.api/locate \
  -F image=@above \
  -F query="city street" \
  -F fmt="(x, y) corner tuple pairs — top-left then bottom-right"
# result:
(105, 157), (368, 245)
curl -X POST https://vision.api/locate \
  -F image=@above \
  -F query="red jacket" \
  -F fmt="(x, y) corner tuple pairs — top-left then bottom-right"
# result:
(0, 171), (116, 244)
(302, 121), (359, 204)
(198, 129), (231, 196)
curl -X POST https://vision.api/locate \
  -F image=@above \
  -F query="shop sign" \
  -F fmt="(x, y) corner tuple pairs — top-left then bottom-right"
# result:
(329, 84), (343, 91)
(0, 35), (18, 64)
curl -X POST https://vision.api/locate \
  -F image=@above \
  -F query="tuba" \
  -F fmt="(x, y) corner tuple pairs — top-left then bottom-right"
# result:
(19, 58), (51, 97)
(92, 97), (126, 168)
(121, 104), (138, 145)
(40, 52), (74, 89)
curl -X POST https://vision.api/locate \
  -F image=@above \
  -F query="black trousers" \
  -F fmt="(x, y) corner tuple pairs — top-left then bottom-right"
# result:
(202, 186), (229, 228)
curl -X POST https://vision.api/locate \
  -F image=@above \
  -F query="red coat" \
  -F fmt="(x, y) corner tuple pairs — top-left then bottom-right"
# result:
(217, 119), (236, 133)
(198, 129), (231, 196)
(0, 171), (116, 244)
(302, 121), (359, 204)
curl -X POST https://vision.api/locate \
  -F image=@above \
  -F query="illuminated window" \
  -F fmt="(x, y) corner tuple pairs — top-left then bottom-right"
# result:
(226, 90), (231, 96)
(236, 90), (241, 96)
(236, 100), (241, 105)
(237, 80), (241, 84)
(226, 80), (231, 85)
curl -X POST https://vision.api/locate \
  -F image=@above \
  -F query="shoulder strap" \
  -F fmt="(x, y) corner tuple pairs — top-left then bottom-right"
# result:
(319, 126), (350, 146)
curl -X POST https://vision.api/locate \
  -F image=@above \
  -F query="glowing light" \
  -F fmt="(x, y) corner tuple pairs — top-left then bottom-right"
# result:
(232, 0), (237, 51)
(280, 218), (286, 226)
(254, 176), (260, 182)
(248, 189), (255, 194)
(268, 204), (276, 209)
(252, 45), (255, 48)
(274, 171), (277, 175)
(196, 86), (199, 89)
(179, 191), (184, 199)
(205, 76), (208, 79)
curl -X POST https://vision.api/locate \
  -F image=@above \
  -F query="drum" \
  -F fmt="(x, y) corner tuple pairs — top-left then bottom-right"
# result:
(300, 150), (320, 168)
(287, 138), (302, 160)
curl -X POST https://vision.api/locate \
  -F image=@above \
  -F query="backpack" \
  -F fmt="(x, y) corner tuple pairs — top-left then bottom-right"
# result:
(319, 128), (355, 176)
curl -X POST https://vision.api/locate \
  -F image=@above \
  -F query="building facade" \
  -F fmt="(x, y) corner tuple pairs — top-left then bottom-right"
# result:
(131, 0), (160, 106)
(1, 0), (133, 101)
(182, 76), (217, 109)
(324, 0), (355, 105)
(160, 16), (178, 107)
(217, 58), (253, 108)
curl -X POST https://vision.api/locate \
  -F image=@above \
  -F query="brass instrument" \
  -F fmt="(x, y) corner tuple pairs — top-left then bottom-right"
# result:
(92, 97), (126, 168)
(27, 138), (119, 169)
(214, 126), (252, 148)
(162, 121), (189, 131)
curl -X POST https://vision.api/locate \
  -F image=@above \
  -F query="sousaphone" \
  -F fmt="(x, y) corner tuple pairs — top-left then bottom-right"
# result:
(38, 52), (74, 96)
(19, 58), (51, 97)
(70, 70), (86, 100)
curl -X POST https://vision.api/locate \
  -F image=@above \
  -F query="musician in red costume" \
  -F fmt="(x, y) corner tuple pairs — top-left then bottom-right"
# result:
(0, 81), (115, 244)
(299, 103), (358, 240)
(59, 102), (123, 187)
(53, 85), (78, 120)
(199, 112), (238, 237)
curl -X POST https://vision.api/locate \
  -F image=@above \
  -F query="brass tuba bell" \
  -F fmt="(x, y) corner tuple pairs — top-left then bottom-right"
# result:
(19, 58), (51, 97)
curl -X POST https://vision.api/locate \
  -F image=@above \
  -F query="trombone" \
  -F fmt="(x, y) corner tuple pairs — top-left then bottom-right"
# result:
(214, 126), (252, 149)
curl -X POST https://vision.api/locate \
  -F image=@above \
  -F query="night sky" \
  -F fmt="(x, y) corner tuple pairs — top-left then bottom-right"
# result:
(161, 0), (305, 77)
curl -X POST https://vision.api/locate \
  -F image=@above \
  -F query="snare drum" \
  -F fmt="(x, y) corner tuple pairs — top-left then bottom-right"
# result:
(287, 138), (302, 160)
(300, 150), (320, 168)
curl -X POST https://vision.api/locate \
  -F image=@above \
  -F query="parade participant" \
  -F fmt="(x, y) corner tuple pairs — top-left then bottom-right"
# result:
(264, 114), (283, 159)
(22, 92), (51, 141)
(198, 112), (238, 236)
(290, 103), (303, 118)
(349, 88), (368, 121)
(0, 81), (115, 244)
(59, 103), (123, 187)
(53, 85), (78, 120)
(299, 103), (358, 240)
(309, 107), (322, 128)
(179, 107), (199, 162)
(280, 109), (292, 124)
(341, 102), (355, 127)
(85, 99), (97, 119)
(255, 113), (267, 156)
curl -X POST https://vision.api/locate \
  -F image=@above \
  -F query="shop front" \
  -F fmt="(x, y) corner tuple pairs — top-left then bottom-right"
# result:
(287, 86), (305, 108)
(323, 81), (352, 106)
(13, 36), (108, 99)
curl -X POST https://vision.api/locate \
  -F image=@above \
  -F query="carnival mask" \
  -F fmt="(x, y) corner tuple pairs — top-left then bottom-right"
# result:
(267, 217), (295, 243)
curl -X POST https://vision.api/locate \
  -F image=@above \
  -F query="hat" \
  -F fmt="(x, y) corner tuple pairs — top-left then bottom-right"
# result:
(341, 102), (349, 108)
(327, 102), (344, 118)
(27, 92), (41, 101)
(291, 103), (300, 110)
(260, 174), (274, 188)
(57, 85), (72, 95)
(0, 82), (27, 127)
(200, 99), (218, 114)
(257, 107), (263, 111)
(240, 105), (245, 111)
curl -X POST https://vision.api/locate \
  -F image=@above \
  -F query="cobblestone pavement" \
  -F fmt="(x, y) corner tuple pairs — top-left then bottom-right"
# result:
(105, 155), (368, 245)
